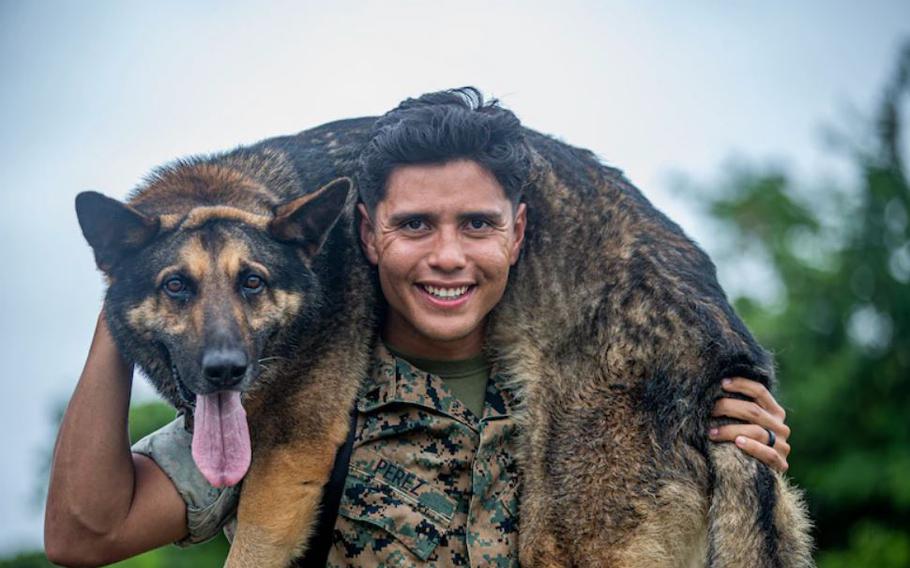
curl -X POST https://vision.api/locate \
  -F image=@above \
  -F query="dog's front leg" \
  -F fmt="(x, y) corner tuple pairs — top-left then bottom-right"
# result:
(224, 440), (337, 568)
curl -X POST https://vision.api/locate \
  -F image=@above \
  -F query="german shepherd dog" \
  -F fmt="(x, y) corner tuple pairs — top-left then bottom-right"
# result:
(76, 117), (812, 567)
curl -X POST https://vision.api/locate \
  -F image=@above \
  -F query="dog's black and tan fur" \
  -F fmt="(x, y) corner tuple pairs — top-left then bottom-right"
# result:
(77, 117), (812, 566)
(76, 131), (377, 566)
(490, 131), (812, 566)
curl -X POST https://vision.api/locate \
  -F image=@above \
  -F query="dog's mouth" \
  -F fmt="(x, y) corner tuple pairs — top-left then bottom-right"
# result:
(168, 356), (251, 488)
(171, 363), (196, 406)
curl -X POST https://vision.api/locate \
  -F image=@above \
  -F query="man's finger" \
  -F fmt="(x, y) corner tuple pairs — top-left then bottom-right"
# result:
(711, 397), (791, 440)
(711, 398), (783, 433)
(735, 435), (789, 473)
(722, 377), (786, 420)
(710, 424), (791, 459)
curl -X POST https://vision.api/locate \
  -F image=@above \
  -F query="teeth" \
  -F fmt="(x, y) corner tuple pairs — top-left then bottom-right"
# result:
(423, 285), (470, 299)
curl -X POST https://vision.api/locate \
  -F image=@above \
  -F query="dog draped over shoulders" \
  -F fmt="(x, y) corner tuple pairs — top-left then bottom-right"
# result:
(75, 116), (813, 567)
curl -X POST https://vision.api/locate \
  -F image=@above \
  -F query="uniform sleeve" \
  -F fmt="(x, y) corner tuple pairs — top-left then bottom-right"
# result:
(131, 415), (241, 546)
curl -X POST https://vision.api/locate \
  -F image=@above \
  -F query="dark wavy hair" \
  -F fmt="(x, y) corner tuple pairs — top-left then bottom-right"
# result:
(358, 87), (530, 214)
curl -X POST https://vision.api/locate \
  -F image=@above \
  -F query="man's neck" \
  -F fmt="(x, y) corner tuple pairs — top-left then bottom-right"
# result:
(382, 318), (484, 361)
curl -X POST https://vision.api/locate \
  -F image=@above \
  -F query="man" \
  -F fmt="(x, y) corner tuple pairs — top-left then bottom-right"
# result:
(45, 88), (791, 566)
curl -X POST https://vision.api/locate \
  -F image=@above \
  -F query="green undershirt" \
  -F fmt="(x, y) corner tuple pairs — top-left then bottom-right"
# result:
(385, 344), (490, 418)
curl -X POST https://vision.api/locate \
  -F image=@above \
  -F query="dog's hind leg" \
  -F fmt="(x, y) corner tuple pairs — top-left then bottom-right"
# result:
(707, 444), (814, 568)
(581, 479), (710, 568)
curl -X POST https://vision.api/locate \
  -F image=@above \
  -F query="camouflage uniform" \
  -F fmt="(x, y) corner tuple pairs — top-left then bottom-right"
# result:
(332, 343), (520, 566)
(133, 343), (521, 566)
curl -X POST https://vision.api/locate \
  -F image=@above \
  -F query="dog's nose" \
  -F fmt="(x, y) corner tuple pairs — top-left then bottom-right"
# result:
(201, 348), (248, 388)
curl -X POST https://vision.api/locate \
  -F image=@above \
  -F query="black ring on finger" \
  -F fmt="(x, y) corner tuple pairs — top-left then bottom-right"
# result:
(764, 427), (776, 447)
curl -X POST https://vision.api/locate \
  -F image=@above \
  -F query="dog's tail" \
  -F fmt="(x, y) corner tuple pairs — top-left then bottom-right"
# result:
(707, 443), (814, 567)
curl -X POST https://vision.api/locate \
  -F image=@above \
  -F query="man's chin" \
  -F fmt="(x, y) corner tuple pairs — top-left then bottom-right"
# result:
(384, 304), (487, 356)
(409, 322), (486, 352)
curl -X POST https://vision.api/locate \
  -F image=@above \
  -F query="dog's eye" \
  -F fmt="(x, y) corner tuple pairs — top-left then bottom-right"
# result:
(242, 274), (265, 294)
(163, 276), (189, 298)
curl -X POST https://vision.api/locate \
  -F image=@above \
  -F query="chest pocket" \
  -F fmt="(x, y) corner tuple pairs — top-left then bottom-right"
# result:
(337, 457), (458, 562)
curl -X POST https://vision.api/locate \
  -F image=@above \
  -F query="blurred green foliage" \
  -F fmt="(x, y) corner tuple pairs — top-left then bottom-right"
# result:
(0, 551), (55, 568)
(102, 535), (229, 568)
(127, 400), (181, 445)
(702, 44), (910, 566)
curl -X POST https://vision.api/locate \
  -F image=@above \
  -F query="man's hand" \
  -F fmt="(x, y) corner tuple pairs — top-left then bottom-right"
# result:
(709, 377), (791, 472)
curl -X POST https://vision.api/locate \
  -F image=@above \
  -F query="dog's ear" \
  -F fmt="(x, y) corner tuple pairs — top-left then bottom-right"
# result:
(269, 177), (352, 258)
(75, 191), (160, 273)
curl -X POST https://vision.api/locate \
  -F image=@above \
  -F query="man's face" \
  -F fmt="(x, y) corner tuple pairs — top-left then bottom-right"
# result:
(359, 159), (526, 359)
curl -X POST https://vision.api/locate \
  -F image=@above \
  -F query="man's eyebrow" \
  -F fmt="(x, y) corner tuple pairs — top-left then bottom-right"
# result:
(386, 209), (508, 226)
(459, 210), (506, 221)
(387, 211), (435, 225)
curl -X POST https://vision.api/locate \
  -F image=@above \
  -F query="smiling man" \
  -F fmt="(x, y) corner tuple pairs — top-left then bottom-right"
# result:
(45, 88), (792, 567)
(359, 158), (526, 360)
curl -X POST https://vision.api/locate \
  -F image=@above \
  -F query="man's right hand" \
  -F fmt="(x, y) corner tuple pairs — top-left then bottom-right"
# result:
(44, 312), (189, 567)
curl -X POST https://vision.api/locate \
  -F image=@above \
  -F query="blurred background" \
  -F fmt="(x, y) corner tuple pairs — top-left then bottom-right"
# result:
(1, 1), (908, 566)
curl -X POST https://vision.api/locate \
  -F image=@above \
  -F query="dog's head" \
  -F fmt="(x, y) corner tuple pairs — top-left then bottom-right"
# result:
(75, 175), (351, 486)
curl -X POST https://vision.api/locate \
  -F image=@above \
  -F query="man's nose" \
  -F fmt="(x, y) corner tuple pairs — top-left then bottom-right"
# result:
(428, 228), (467, 271)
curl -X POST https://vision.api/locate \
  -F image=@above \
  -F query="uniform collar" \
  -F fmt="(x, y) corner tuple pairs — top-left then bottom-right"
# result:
(358, 343), (518, 426)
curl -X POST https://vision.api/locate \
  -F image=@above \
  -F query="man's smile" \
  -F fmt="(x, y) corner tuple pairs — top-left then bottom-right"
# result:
(417, 283), (477, 307)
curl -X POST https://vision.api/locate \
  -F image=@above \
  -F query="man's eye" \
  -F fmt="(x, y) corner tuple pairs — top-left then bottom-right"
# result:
(163, 276), (189, 298)
(242, 274), (266, 294)
(403, 219), (427, 231)
(467, 218), (491, 230)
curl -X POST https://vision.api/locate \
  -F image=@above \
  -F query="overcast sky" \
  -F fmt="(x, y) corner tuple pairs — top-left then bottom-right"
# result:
(1, 0), (908, 554)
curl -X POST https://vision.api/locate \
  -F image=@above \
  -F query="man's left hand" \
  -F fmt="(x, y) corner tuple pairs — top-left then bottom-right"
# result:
(709, 377), (791, 473)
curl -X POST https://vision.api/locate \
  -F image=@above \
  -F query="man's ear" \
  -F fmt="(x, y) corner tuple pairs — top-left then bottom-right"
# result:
(75, 191), (160, 273)
(357, 203), (379, 265)
(269, 177), (352, 258)
(509, 202), (527, 265)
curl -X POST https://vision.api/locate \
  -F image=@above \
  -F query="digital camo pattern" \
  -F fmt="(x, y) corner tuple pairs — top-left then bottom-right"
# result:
(328, 344), (521, 567)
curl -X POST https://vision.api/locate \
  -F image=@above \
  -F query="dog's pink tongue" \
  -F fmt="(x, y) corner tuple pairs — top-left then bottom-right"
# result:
(191, 391), (251, 488)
